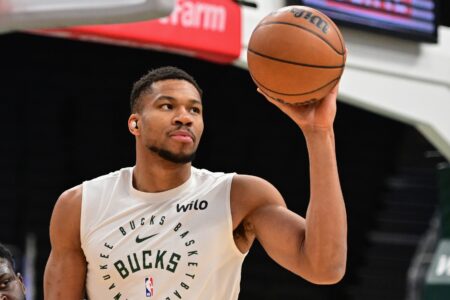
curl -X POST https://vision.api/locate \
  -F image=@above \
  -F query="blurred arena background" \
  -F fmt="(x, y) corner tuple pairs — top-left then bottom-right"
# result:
(1, 0), (450, 299)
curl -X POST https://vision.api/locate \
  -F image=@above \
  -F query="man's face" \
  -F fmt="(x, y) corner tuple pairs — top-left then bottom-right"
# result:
(0, 259), (26, 300)
(136, 79), (204, 164)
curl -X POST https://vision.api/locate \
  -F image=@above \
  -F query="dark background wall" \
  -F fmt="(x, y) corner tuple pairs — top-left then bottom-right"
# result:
(0, 32), (431, 299)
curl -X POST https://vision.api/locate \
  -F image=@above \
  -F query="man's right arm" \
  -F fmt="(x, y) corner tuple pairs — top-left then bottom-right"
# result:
(44, 185), (86, 299)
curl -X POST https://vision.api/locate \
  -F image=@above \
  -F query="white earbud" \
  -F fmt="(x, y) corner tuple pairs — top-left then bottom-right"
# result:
(132, 121), (138, 129)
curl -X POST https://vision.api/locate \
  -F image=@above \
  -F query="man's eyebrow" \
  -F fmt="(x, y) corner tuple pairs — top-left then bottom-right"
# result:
(155, 95), (176, 102)
(189, 99), (202, 105)
(155, 95), (202, 105)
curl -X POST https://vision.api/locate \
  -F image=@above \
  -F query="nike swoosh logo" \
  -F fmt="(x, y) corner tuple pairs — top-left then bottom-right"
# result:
(136, 233), (159, 243)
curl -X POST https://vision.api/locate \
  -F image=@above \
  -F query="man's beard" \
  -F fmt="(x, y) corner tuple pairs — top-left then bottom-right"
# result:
(148, 145), (196, 164)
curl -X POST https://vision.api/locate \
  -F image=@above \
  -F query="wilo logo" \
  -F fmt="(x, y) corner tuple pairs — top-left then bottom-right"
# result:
(159, 0), (227, 32)
(176, 199), (209, 213)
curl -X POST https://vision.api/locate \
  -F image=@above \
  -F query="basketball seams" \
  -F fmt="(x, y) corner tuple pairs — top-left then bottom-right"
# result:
(324, 15), (346, 67)
(250, 70), (340, 96)
(321, 14), (345, 54)
(247, 6), (346, 104)
(319, 13), (346, 81)
(248, 48), (344, 69)
(256, 21), (345, 56)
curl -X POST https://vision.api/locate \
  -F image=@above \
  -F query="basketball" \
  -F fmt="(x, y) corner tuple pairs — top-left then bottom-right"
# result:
(247, 6), (346, 105)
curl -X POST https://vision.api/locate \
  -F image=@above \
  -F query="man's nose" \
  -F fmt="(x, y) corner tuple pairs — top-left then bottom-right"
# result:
(173, 108), (193, 126)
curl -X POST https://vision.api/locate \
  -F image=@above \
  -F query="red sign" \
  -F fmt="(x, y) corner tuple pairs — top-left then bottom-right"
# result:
(40, 0), (241, 63)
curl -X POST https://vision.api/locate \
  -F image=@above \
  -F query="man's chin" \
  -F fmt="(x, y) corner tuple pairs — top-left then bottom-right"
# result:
(148, 146), (196, 164)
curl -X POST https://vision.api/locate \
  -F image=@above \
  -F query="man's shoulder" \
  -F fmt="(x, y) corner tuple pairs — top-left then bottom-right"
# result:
(85, 167), (132, 184)
(231, 174), (285, 206)
(192, 166), (235, 179)
(54, 185), (83, 220)
(191, 168), (276, 193)
(54, 167), (132, 204)
(231, 174), (270, 188)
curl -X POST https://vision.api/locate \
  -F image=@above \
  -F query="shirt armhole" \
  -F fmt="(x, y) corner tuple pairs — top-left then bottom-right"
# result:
(225, 173), (248, 258)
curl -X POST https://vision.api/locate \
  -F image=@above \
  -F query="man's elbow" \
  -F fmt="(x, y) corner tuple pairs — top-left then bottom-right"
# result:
(320, 265), (346, 284)
(306, 264), (346, 285)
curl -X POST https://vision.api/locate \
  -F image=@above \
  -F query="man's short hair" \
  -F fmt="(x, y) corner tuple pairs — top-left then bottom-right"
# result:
(130, 66), (203, 113)
(0, 242), (15, 269)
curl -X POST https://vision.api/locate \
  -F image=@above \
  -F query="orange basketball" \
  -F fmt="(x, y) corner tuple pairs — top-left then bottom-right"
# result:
(247, 6), (346, 105)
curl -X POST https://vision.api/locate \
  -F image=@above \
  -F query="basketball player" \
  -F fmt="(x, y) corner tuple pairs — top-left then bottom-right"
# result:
(0, 243), (26, 300)
(44, 66), (347, 299)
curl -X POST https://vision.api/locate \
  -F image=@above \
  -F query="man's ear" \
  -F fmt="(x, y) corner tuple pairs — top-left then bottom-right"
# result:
(17, 272), (26, 294)
(128, 114), (140, 136)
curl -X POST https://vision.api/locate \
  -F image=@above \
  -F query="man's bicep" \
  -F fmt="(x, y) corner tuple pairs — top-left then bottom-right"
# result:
(239, 177), (314, 279)
(233, 175), (314, 278)
(249, 204), (312, 277)
(44, 186), (87, 299)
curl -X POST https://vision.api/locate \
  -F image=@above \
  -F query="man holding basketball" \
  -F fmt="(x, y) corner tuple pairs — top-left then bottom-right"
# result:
(44, 66), (346, 299)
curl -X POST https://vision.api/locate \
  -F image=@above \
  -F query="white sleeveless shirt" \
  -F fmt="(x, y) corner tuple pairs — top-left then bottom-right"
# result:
(80, 166), (246, 300)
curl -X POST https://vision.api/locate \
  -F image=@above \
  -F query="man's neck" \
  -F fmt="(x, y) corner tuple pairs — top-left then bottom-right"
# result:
(133, 157), (192, 193)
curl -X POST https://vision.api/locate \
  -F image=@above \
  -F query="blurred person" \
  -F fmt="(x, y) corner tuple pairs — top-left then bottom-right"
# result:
(0, 243), (26, 300)
(44, 66), (347, 299)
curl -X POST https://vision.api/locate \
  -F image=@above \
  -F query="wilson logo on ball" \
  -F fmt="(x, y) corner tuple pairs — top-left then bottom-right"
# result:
(289, 7), (329, 34)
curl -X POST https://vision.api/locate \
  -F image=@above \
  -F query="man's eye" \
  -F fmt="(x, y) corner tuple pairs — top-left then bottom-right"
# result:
(190, 107), (201, 114)
(161, 104), (172, 110)
(0, 279), (11, 289)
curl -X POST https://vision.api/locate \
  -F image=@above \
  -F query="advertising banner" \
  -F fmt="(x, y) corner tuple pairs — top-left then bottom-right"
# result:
(40, 0), (241, 63)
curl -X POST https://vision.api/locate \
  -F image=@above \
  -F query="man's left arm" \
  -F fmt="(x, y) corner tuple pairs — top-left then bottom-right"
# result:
(241, 85), (347, 284)
(301, 126), (347, 283)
